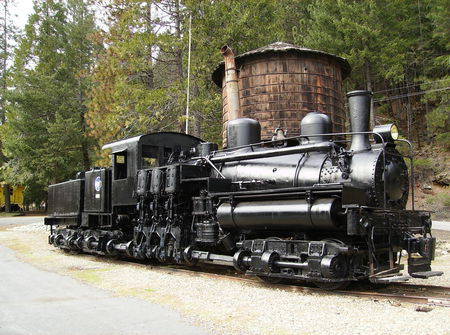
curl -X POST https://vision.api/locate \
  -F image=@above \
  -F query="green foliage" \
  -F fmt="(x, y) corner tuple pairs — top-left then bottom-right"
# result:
(419, 0), (450, 148)
(414, 158), (434, 168)
(424, 190), (450, 221)
(1, 0), (449, 203)
(1, 0), (99, 204)
(425, 192), (450, 208)
(300, 0), (420, 90)
(88, 0), (184, 163)
(0, 0), (19, 182)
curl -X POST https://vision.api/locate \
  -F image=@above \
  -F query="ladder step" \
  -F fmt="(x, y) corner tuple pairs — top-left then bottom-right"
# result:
(410, 271), (443, 279)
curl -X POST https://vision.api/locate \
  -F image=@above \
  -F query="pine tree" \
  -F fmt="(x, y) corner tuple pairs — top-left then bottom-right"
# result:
(421, 0), (450, 148)
(0, 0), (18, 212)
(2, 0), (99, 205)
(88, 0), (190, 163)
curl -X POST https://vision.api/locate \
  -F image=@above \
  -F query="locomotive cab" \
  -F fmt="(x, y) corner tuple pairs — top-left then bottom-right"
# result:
(102, 132), (203, 209)
(46, 132), (203, 236)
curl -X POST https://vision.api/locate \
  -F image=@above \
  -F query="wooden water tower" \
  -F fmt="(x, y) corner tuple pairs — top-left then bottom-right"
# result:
(212, 42), (351, 147)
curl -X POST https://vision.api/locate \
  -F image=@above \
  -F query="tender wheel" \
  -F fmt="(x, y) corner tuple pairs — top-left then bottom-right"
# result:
(314, 281), (350, 290)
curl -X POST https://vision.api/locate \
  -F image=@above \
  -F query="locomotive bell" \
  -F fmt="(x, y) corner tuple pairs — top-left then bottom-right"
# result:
(300, 112), (331, 144)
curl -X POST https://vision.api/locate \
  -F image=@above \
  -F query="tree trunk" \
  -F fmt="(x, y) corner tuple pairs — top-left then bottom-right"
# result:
(173, 0), (185, 132)
(0, 0), (8, 125)
(192, 85), (201, 137)
(79, 77), (90, 170)
(364, 60), (375, 129)
(144, 2), (154, 89)
(406, 87), (412, 140)
(4, 183), (11, 212)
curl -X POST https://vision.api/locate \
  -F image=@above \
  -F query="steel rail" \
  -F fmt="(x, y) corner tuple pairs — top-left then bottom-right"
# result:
(64, 250), (450, 308)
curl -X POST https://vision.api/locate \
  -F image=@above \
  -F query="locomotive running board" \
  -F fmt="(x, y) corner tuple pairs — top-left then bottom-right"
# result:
(369, 275), (410, 283)
(410, 271), (443, 279)
(369, 270), (443, 283)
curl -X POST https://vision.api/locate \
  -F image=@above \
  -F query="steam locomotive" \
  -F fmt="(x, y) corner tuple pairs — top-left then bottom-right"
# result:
(45, 51), (442, 290)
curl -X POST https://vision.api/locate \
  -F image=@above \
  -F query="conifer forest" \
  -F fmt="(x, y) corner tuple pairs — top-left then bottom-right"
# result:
(0, 0), (448, 207)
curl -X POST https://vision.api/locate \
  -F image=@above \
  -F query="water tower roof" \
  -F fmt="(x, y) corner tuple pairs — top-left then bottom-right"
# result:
(212, 42), (351, 87)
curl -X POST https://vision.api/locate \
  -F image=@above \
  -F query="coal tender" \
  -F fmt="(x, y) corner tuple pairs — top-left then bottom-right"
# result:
(45, 45), (442, 289)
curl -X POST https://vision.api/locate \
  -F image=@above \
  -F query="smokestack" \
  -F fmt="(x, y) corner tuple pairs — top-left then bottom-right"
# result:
(220, 45), (240, 120)
(347, 90), (372, 151)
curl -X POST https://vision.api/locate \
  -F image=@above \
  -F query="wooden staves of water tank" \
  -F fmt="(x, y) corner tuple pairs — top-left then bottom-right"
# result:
(212, 42), (351, 147)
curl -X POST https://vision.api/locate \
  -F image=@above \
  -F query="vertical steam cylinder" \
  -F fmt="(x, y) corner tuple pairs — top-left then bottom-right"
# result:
(347, 90), (372, 151)
(300, 112), (331, 144)
(227, 118), (261, 149)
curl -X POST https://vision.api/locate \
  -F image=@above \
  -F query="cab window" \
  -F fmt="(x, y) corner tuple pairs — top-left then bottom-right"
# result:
(114, 152), (127, 179)
(141, 145), (158, 168)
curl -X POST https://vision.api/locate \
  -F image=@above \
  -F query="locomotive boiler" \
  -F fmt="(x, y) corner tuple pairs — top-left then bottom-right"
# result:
(45, 45), (442, 289)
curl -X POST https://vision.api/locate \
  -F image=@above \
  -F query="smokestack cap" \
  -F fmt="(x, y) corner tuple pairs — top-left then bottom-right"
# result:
(347, 90), (373, 98)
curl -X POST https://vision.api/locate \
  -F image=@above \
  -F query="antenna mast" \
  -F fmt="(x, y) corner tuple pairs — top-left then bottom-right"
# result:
(185, 14), (192, 134)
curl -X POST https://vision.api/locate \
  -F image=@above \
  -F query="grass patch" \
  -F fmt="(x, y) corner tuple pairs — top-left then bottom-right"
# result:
(426, 192), (450, 207)
(73, 267), (113, 283)
(0, 212), (24, 217)
(425, 190), (450, 220)
(414, 158), (434, 168)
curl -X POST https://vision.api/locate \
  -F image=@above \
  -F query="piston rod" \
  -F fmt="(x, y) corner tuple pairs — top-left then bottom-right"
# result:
(274, 260), (309, 269)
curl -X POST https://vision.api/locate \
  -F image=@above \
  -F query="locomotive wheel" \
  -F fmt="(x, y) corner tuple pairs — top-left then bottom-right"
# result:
(314, 281), (350, 290)
(183, 246), (198, 266)
(233, 250), (251, 273)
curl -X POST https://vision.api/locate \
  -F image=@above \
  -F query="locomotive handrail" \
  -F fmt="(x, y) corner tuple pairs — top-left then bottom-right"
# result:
(209, 130), (395, 157)
(211, 184), (344, 198)
(209, 141), (334, 163)
(372, 131), (387, 209)
(202, 156), (226, 179)
(396, 139), (415, 211)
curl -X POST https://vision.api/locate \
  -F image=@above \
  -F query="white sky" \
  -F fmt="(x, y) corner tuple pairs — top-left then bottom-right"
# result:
(11, 0), (34, 29)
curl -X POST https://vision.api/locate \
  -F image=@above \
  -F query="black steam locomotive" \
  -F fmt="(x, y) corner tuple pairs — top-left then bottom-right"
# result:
(45, 88), (442, 289)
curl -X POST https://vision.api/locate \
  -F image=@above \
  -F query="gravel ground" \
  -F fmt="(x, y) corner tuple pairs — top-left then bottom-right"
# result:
(11, 222), (49, 232)
(1, 225), (449, 335)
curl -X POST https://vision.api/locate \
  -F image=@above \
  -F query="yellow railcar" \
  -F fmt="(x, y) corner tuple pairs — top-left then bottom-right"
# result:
(0, 184), (25, 211)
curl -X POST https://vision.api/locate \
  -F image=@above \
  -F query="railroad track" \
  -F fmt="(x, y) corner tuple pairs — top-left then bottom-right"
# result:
(65, 250), (450, 308)
(166, 266), (450, 308)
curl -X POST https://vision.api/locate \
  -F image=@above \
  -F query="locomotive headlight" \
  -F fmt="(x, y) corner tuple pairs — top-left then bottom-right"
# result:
(372, 123), (399, 143)
(390, 124), (399, 140)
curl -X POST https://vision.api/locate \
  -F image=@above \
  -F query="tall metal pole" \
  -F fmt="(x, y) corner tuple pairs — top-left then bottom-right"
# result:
(185, 14), (192, 134)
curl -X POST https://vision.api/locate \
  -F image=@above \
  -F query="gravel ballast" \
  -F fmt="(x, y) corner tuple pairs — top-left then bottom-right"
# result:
(1, 225), (449, 335)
